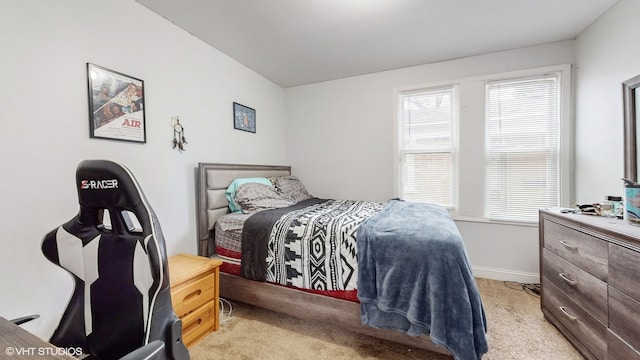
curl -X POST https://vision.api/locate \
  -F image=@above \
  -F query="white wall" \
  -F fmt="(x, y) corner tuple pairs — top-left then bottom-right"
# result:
(0, 0), (287, 338)
(285, 41), (576, 283)
(574, 0), (640, 203)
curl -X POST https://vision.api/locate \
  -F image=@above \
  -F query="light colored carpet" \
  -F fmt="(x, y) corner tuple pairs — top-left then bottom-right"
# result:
(190, 278), (583, 359)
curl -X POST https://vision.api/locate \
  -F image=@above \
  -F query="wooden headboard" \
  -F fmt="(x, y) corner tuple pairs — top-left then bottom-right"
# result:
(196, 163), (291, 256)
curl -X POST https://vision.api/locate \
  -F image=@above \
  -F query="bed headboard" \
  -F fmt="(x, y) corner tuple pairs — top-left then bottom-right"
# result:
(196, 163), (291, 256)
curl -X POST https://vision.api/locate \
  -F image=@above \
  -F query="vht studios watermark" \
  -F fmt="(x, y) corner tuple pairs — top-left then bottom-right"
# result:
(5, 346), (83, 357)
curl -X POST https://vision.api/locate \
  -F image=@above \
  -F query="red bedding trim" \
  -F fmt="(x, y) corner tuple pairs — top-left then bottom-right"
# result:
(219, 260), (359, 303)
(216, 246), (241, 260)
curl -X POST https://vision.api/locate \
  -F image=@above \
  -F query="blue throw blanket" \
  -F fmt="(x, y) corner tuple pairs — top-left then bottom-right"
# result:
(357, 200), (488, 360)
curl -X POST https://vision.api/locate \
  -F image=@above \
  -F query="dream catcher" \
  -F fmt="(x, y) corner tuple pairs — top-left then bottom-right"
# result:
(172, 116), (187, 151)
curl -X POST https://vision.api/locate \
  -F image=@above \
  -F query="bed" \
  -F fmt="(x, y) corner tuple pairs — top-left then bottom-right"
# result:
(196, 163), (488, 360)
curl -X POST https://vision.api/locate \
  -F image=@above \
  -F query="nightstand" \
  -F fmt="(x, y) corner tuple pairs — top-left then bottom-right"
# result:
(168, 253), (222, 348)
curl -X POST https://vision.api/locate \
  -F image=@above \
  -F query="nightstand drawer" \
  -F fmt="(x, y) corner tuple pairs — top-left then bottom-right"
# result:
(544, 281), (606, 360)
(543, 219), (608, 281)
(181, 300), (216, 348)
(542, 249), (607, 324)
(171, 273), (215, 318)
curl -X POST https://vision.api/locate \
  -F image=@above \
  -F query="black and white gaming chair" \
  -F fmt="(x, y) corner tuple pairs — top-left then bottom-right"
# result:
(41, 160), (189, 360)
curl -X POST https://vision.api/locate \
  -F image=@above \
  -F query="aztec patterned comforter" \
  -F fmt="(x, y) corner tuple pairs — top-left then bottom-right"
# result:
(240, 198), (385, 291)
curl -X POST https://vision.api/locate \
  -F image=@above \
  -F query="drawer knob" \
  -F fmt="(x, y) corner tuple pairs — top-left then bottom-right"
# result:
(559, 240), (578, 250)
(558, 273), (577, 286)
(559, 306), (578, 321)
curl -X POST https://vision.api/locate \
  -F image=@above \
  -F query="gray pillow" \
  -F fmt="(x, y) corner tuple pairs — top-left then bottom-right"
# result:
(234, 182), (296, 213)
(275, 176), (313, 202)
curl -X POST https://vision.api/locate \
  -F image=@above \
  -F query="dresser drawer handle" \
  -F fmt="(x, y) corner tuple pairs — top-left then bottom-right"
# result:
(558, 273), (577, 286)
(559, 240), (578, 250)
(559, 306), (577, 321)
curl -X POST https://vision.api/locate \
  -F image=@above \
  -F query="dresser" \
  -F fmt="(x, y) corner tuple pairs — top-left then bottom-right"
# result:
(168, 253), (222, 348)
(539, 210), (640, 360)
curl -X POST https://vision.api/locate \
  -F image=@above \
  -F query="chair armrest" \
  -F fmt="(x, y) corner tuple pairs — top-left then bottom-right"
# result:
(168, 317), (190, 360)
(118, 340), (164, 360)
(10, 315), (40, 326)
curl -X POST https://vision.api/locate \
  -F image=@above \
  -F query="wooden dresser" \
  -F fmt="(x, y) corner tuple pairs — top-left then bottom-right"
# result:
(168, 253), (222, 348)
(539, 210), (640, 360)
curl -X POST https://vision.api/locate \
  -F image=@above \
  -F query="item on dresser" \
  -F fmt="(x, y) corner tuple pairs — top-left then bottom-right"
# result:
(168, 253), (222, 348)
(625, 183), (640, 225)
(605, 195), (623, 218)
(196, 162), (488, 360)
(577, 203), (598, 215)
(539, 209), (640, 360)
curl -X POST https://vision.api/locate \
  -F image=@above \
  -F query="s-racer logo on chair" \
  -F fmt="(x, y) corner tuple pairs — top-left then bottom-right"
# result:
(80, 179), (119, 190)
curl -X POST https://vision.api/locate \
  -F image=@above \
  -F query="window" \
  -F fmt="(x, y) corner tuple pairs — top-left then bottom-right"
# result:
(398, 86), (457, 208)
(395, 65), (571, 224)
(486, 73), (561, 222)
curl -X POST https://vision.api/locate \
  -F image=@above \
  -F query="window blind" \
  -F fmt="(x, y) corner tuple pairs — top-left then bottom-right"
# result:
(486, 73), (560, 222)
(399, 86), (457, 208)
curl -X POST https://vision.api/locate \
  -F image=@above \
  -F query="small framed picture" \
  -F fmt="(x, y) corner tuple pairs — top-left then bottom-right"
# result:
(233, 102), (256, 133)
(87, 63), (146, 143)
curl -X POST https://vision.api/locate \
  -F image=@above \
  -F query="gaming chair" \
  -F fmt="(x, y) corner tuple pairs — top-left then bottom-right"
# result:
(41, 160), (189, 360)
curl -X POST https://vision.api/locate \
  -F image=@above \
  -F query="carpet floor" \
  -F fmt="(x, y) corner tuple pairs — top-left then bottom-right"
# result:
(190, 278), (583, 359)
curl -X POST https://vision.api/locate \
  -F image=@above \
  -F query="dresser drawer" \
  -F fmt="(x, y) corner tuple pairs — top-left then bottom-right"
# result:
(171, 272), (215, 318)
(181, 300), (216, 348)
(544, 281), (606, 359)
(543, 219), (608, 281)
(609, 287), (640, 354)
(542, 249), (607, 324)
(609, 243), (640, 301)
(608, 330), (640, 360)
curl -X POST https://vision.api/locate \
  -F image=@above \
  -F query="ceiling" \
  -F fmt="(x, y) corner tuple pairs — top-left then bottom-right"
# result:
(136, 0), (618, 88)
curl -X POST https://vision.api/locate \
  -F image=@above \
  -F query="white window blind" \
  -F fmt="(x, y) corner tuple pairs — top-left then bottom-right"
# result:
(399, 86), (457, 208)
(486, 73), (560, 222)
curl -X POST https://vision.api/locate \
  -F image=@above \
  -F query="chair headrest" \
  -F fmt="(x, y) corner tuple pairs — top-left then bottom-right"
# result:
(75, 160), (153, 235)
(76, 160), (145, 210)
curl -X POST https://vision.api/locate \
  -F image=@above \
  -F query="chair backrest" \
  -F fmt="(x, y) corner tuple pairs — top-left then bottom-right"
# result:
(41, 160), (188, 359)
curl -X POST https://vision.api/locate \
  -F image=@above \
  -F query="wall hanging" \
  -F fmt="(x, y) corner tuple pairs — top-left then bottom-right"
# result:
(171, 116), (187, 152)
(87, 63), (146, 143)
(233, 102), (256, 133)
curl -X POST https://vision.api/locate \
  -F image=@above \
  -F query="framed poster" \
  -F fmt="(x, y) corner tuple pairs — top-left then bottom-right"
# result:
(233, 102), (256, 133)
(87, 63), (146, 143)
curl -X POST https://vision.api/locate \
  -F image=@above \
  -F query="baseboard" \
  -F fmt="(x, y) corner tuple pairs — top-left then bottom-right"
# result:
(472, 266), (540, 284)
